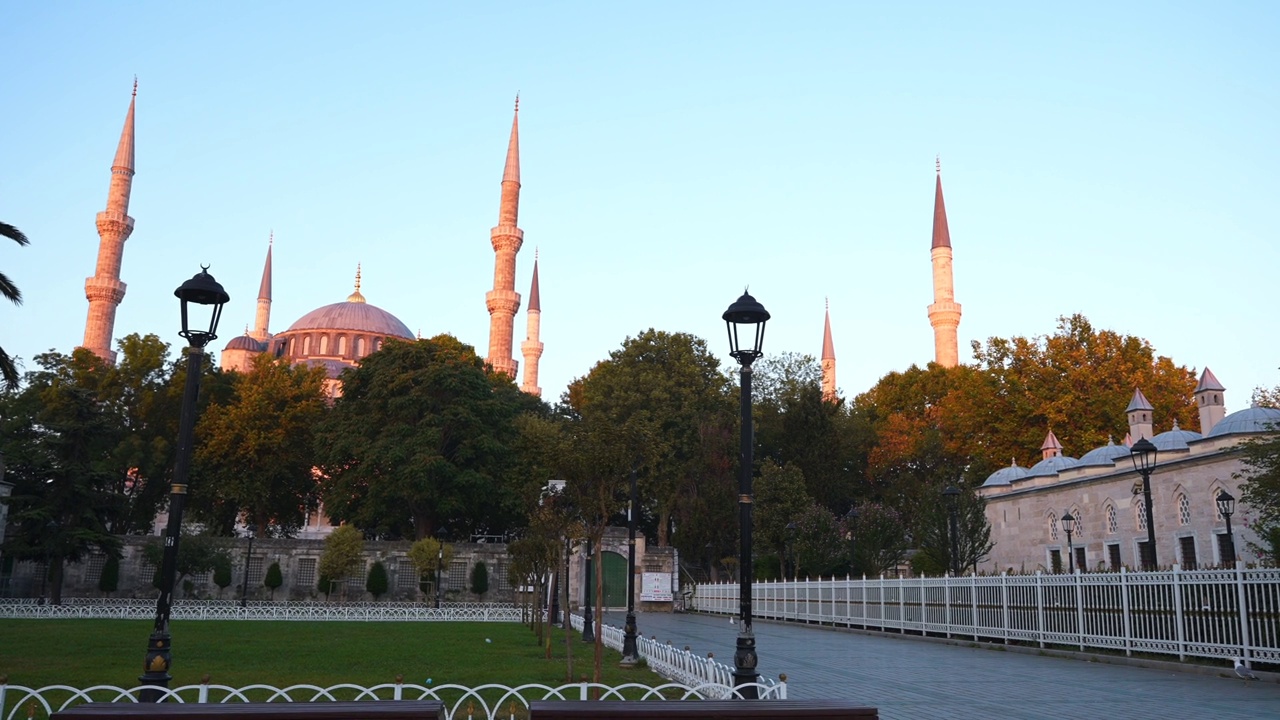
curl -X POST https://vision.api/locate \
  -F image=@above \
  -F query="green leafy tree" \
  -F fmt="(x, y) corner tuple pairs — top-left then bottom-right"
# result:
(264, 561), (283, 599)
(792, 503), (846, 579)
(193, 353), (329, 534)
(141, 532), (227, 596)
(366, 560), (389, 600)
(846, 502), (909, 577)
(1236, 391), (1280, 563)
(318, 524), (364, 600)
(213, 553), (233, 596)
(910, 483), (993, 576)
(315, 335), (542, 539)
(753, 461), (813, 579)
(469, 560), (489, 599)
(407, 538), (453, 598)
(98, 554), (120, 595)
(0, 220), (29, 389)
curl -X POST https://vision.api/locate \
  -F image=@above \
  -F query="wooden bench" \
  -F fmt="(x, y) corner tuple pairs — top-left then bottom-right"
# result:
(528, 700), (878, 719)
(50, 701), (445, 720)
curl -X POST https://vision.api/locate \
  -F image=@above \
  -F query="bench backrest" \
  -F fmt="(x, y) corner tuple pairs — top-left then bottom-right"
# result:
(528, 700), (878, 719)
(50, 701), (445, 720)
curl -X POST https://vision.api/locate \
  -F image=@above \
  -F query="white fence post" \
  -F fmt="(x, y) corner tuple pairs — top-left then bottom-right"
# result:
(1120, 567), (1133, 656)
(1035, 571), (1046, 649)
(1235, 560), (1252, 663)
(1074, 570), (1085, 651)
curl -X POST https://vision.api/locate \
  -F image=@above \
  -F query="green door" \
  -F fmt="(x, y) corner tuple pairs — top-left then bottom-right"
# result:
(589, 551), (628, 608)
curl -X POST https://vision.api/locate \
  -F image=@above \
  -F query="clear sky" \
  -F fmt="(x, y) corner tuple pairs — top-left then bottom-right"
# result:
(3, 3), (1278, 427)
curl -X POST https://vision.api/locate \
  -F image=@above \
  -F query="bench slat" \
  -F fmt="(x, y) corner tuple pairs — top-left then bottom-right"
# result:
(528, 700), (878, 719)
(51, 701), (445, 720)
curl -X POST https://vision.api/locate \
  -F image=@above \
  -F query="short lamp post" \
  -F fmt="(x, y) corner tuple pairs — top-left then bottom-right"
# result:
(1061, 512), (1076, 574)
(943, 486), (961, 576)
(621, 467), (640, 666)
(1130, 437), (1159, 570)
(844, 507), (859, 576)
(140, 267), (228, 701)
(239, 524), (256, 608)
(723, 290), (769, 699)
(1216, 490), (1237, 566)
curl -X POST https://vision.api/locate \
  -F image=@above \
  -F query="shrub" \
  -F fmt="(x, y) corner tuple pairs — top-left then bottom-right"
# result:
(98, 555), (119, 595)
(213, 555), (233, 596)
(264, 561), (283, 599)
(366, 560), (389, 599)
(470, 560), (489, 599)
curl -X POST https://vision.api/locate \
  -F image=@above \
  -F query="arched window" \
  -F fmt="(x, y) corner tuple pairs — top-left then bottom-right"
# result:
(1136, 499), (1148, 531)
(354, 336), (364, 357)
(319, 335), (329, 355)
(373, 338), (381, 353)
(302, 335), (311, 355)
(1070, 508), (1085, 538)
(1106, 504), (1117, 535)
(1048, 514), (1059, 542)
(338, 335), (347, 356)
(1177, 492), (1191, 525)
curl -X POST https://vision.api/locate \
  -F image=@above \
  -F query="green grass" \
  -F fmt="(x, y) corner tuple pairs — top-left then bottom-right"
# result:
(0, 620), (655, 692)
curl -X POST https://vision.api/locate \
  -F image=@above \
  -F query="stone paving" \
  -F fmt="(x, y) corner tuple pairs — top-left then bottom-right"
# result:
(601, 610), (1280, 720)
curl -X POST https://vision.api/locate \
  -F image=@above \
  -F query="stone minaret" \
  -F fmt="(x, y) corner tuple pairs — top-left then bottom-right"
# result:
(520, 254), (543, 397)
(82, 81), (137, 363)
(927, 158), (962, 368)
(250, 233), (273, 342)
(1127, 388), (1155, 441)
(821, 299), (836, 402)
(1194, 367), (1226, 435)
(485, 97), (523, 378)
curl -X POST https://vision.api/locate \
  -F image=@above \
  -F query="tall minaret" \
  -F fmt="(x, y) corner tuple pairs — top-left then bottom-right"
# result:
(250, 233), (273, 343)
(485, 96), (523, 378)
(520, 253), (543, 397)
(821, 299), (836, 402)
(82, 81), (137, 363)
(927, 157), (962, 368)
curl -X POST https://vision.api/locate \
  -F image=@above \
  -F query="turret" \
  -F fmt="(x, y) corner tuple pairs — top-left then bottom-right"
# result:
(1127, 388), (1155, 441)
(485, 96), (523, 378)
(1194, 368), (1226, 435)
(1041, 430), (1064, 460)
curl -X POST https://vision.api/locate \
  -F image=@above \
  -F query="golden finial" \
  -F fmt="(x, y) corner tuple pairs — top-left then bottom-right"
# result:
(514, 93), (520, 113)
(133, 76), (138, 97)
(268, 229), (273, 246)
(936, 154), (941, 174)
(355, 263), (362, 291)
(347, 264), (366, 303)
(825, 296), (829, 311)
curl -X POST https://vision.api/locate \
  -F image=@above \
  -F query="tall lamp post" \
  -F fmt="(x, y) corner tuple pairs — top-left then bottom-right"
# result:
(1130, 437), (1159, 570)
(621, 467), (640, 666)
(723, 290), (769, 699)
(1216, 490), (1237, 566)
(943, 486), (960, 576)
(1061, 512), (1076, 574)
(844, 507), (859, 576)
(140, 267), (228, 701)
(581, 537), (594, 642)
(434, 541), (444, 609)
(239, 524), (256, 608)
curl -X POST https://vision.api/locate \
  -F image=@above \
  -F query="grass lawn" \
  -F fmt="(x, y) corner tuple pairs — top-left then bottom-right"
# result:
(0, 620), (654, 692)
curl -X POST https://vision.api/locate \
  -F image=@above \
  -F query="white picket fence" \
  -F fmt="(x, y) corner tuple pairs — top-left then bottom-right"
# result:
(692, 564), (1280, 663)
(0, 599), (520, 622)
(0, 679), (784, 720)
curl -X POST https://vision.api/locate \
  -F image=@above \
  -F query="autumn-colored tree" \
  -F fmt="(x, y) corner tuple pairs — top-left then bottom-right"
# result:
(318, 524), (364, 600)
(407, 538), (453, 598)
(194, 353), (329, 535)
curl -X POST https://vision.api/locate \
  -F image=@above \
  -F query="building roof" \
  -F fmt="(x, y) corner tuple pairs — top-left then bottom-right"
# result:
(1126, 388), (1154, 413)
(1195, 367), (1226, 393)
(822, 303), (835, 360)
(982, 459), (1030, 487)
(1152, 420), (1203, 451)
(931, 159), (950, 250)
(223, 333), (266, 352)
(1026, 454), (1081, 478)
(1077, 438), (1132, 467)
(113, 81), (136, 172)
(1205, 405), (1280, 438)
(285, 300), (413, 338)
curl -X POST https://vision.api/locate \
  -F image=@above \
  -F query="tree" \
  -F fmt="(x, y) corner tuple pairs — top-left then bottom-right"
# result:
(213, 554), (233, 597)
(264, 561), (283, 599)
(407, 538), (453, 599)
(0, 220), (29, 389)
(753, 461), (813, 579)
(910, 483), (993, 576)
(1236, 394), (1280, 562)
(792, 503), (846, 579)
(318, 524), (364, 600)
(98, 554), (120, 596)
(366, 560), (389, 600)
(141, 532), (227, 596)
(194, 353), (329, 535)
(315, 335), (542, 539)
(846, 502), (909, 577)
(469, 560), (489, 599)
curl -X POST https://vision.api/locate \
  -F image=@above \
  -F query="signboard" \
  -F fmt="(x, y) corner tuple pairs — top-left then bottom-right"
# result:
(640, 572), (673, 602)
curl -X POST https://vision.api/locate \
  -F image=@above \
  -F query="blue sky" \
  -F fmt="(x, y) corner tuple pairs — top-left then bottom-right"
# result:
(3, 2), (1277, 431)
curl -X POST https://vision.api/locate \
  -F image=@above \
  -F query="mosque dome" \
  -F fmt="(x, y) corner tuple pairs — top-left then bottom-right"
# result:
(1206, 405), (1280, 438)
(285, 300), (413, 339)
(983, 460), (1030, 487)
(223, 333), (266, 352)
(1026, 455), (1080, 478)
(1077, 439), (1132, 467)
(1152, 420), (1203, 451)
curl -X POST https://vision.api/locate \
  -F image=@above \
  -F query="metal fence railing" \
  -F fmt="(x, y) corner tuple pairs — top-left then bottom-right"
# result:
(691, 564), (1280, 664)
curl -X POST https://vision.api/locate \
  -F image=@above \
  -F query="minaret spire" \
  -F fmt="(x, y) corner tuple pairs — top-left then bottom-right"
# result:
(486, 97), (524, 378)
(250, 232), (273, 342)
(821, 299), (836, 402)
(926, 158), (962, 367)
(520, 251), (543, 397)
(82, 83), (138, 363)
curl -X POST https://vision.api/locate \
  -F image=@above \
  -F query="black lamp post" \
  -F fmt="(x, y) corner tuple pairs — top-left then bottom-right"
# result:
(943, 486), (961, 576)
(845, 507), (859, 576)
(42, 519), (58, 604)
(239, 524), (256, 608)
(140, 267), (228, 701)
(1061, 512), (1076, 574)
(785, 522), (797, 581)
(723, 290), (769, 699)
(581, 537), (594, 642)
(1129, 437), (1159, 570)
(621, 467), (640, 666)
(1216, 490), (1237, 566)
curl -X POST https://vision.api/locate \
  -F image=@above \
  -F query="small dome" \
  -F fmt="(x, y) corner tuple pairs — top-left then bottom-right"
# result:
(1078, 439), (1132, 467)
(1026, 455), (1081, 478)
(285, 300), (413, 339)
(1152, 420), (1203, 451)
(223, 334), (265, 352)
(983, 460), (1030, 487)
(1206, 405), (1280, 438)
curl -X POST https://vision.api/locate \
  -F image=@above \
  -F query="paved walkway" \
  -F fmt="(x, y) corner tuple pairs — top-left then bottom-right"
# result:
(600, 610), (1280, 720)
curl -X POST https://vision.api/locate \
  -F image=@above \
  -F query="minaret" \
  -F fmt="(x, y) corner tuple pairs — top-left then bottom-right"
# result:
(821, 299), (836, 402)
(520, 253), (543, 397)
(1194, 368), (1226, 435)
(485, 96), (523, 378)
(927, 157), (962, 368)
(250, 233), (273, 343)
(82, 80), (137, 363)
(1127, 388), (1155, 441)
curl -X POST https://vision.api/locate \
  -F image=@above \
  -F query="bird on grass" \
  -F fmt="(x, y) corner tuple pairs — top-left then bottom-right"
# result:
(1234, 658), (1259, 681)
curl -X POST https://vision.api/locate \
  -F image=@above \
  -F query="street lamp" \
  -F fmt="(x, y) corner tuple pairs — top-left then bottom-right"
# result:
(239, 524), (256, 608)
(723, 289), (769, 699)
(140, 267), (228, 701)
(434, 541), (444, 609)
(785, 522), (798, 581)
(581, 537), (594, 642)
(42, 519), (58, 604)
(943, 486), (961, 576)
(1129, 437), (1159, 570)
(1061, 512), (1076, 574)
(621, 467), (640, 666)
(844, 507), (859, 576)
(1216, 490), (1237, 566)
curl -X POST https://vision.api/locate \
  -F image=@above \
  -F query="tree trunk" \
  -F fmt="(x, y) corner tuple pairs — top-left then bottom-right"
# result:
(50, 558), (65, 605)
(658, 509), (671, 546)
(593, 543), (604, 684)
(563, 543), (574, 682)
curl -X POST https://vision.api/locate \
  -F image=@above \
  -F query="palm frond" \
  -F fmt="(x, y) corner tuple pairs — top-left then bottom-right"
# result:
(0, 221), (30, 246)
(0, 270), (21, 305)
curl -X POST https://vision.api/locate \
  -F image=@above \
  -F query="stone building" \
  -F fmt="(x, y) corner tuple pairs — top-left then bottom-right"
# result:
(978, 369), (1277, 573)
